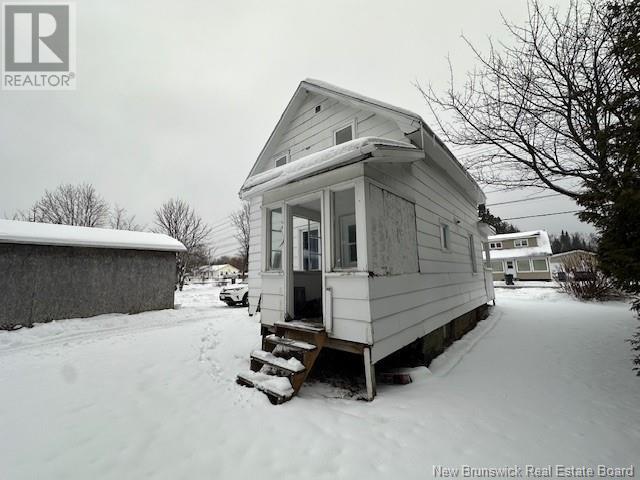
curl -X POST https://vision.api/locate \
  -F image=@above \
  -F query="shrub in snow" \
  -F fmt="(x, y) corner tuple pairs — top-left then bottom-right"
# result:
(558, 253), (616, 301)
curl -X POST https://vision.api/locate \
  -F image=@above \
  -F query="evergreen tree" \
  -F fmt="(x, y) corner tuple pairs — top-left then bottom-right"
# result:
(480, 209), (520, 234)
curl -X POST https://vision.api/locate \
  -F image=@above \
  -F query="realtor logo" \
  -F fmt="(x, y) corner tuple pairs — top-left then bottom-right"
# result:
(2, 2), (76, 90)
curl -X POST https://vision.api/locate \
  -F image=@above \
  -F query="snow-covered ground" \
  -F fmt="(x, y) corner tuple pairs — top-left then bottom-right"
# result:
(1, 285), (638, 479)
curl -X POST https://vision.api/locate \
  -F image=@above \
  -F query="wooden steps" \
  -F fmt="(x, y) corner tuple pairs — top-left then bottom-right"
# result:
(236, 371), (294, 404)
(264, 334), (317, 352)
(236, 321), (327, 404)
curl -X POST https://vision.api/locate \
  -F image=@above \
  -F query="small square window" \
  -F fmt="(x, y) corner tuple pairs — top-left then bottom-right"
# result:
(315, 105), (322, 113)
(514, 239), (529, 247)
(490, 242), (502, 249)
(334, 124), (353, 145)
(275, 156), (287, 168)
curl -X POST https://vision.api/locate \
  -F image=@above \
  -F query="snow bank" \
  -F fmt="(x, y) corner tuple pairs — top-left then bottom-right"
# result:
(1, 285), (638, 480)
(0, 219), (186, 252)
(240, 137), (416, 197)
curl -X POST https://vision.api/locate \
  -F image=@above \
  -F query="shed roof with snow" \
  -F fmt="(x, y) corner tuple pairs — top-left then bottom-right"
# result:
(0, 219), (186, 252)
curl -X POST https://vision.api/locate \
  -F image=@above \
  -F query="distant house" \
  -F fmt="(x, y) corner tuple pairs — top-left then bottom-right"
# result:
(235, 78), (495, 403)
(487, 230), (553, 281)
(193, 263), (240, 280)
(550, 249), (597, 280)
(0, 219), (186, 330)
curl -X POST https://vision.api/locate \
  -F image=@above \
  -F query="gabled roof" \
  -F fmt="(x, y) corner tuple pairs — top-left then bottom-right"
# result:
(0, 219), (186, 252)
(242, 79), (485, 203)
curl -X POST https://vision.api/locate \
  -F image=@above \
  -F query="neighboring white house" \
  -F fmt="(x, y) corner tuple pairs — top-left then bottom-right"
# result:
(235, 79), (495, 403)
(192, 264), (240, 281)
(487, 230), (553, 281)
(550, 249), (597, 279)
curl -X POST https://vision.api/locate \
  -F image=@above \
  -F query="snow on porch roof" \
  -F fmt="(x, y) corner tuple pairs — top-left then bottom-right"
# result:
(0, 219), (187, 252)
(239, 137), (420, 198)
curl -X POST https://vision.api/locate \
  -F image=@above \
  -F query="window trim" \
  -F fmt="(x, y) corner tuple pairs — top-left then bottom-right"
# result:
(489, 241), (503, 249)
(333, 119), (357, 146)
(514, 238), (529, 247)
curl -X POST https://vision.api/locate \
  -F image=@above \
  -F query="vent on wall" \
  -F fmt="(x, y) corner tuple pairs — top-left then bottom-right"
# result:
(315, 105), (321, 113)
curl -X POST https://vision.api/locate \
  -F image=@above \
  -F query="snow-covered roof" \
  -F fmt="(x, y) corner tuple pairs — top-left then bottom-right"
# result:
(240, 136), (419, 198)
(0, 219), (186, 252)
(487, 230), (552, 260)
(242, 79), (486, 204)
(550, 249), (596, 260)
(303, 78), (422, 121)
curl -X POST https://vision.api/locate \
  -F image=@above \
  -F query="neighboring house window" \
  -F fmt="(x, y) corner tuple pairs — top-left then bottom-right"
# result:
(516, 259), (531, 272)
(440, 223), (450, 250)
(275, 155), (287, 168)
(334, 124), (354, 145)
(490, 242), (503, 249)
(469, 234), (477, 273)
(302, 228), (321, 271)
(333, 188), (357, 269)
(491, 260), (504, 272)
(267, 208), (283, 270)
(514, 239), (529, 247)
(532, 258), (548, 271)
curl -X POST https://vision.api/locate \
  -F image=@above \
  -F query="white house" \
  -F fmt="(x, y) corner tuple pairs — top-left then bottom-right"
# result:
(192, 263), (240, 281)
(235, 79), (495, 403)
(487, 230), (553, 281)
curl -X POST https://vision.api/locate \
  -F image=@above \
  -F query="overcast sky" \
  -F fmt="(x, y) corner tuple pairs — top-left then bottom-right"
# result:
(0, 0), (591, 254)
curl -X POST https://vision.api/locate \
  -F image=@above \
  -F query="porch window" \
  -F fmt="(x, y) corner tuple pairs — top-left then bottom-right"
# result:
(267, 208), (283, 270)
(516, 259), (531, 272)
(532, 258), (548, 271)
(490, 260), (504, 272)
(333, 188), (357, 269)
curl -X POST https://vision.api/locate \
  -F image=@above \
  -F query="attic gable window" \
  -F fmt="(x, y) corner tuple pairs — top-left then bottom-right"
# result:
(274, 155), (287, 168)
(334, 124), (354, 145)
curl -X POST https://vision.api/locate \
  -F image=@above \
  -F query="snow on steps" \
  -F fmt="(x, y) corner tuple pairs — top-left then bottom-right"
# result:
(250, 350), (305, 373)
(274, 320), (325, 334)
(236, 371), (294, 404)
(264, 334), (316, 352)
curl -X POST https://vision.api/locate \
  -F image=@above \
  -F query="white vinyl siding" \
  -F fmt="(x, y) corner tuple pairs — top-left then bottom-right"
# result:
(247, 196), (263, 315)
(263, 93), (408, 171)
(363, 161), (490, 363)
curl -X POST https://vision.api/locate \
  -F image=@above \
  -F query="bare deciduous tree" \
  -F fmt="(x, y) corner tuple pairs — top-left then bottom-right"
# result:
(153, 198), (212, 290)
(16, 183), (109, 227)
(109, 205), (142, 231)
(419, 0), (638, 200)
(230, 202), (250, 276)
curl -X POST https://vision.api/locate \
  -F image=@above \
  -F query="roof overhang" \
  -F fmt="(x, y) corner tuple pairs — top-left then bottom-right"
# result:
(240, 137), (421, 199)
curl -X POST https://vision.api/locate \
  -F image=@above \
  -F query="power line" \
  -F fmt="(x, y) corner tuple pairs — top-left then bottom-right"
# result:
(502, 210), (583, 220)
(486, 193), (563, 207)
